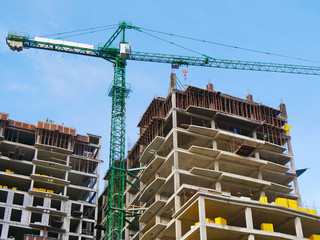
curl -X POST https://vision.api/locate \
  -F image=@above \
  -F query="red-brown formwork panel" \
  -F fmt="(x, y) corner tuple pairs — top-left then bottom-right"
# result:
(0, 112), (9, 121)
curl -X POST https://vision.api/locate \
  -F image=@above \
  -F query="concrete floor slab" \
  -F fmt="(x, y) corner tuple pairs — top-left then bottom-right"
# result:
(140, 136), (165, 164)
(187, 125), (219, 138)
(140, 200), (166, 223)
(139, 177), (166, 202)
(188, 145), (220, 158)
(140, 156), (166, 183)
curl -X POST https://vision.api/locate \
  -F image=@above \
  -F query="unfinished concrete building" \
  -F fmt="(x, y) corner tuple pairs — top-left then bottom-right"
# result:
(120, 76), (320, 240)
(0, 112), (101, 240)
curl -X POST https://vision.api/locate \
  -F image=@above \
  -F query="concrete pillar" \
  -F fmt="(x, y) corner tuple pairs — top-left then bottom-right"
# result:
(44, 197), (50, 208)
(215, 181), (222, 191)
(21, 209), (29, 225)
(287, 139), (302, 205)
(1, 224), (9, 239)
(198, 197), (207, 239)
(259, 191), (266, 197)
(175, 219), (182, 239)
(214, 160), (219, 171)
(61, 233), (68, 240)
(7, 191), (13, 205)
(252, 131), (260, 159)
(4, 207), (11, 221)
(245, 207), (253, 229)
(294, 217), (304, 238)
(34, 148), (39, 160)
(174, 171), (180, 211)
(248, 234), (255, 240)
(24, 194), (31, 207)
(257, 169), (263, 180)
(211, 119), (217, 149)
(257, 165), (266, 197)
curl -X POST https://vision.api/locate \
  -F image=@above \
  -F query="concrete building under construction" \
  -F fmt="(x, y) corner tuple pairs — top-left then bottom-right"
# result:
(0, 113), (101, 240)
(97, 74), (320, 239)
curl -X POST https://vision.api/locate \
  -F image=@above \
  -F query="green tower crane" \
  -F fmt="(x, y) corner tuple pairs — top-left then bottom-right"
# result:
(6, 22), (320, 239)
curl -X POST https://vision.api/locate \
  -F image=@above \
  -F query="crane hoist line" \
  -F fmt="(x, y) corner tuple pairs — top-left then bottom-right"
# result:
(6, 21), (320, 240)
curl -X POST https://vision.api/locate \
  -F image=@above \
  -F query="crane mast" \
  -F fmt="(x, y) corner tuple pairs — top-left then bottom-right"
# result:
(6, 22), (320, 239)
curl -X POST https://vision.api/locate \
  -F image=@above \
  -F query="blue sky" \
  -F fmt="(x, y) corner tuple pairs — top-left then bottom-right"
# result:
(1, 1), (320, 209)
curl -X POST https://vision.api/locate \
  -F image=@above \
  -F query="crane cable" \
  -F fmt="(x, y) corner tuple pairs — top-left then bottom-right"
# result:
(54, 26), (117, 39)
(139, 27), (320, 64)
(137, 30), (212, 59)
(39, 24), (118, 38)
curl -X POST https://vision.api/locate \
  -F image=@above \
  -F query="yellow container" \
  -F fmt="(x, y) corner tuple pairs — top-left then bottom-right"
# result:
(275, 198), (288, 208)
(305, 209), (317, 215)
(259, 196), (268, 203)
(261, 223), (274, 232)
(12, 187), (17, 190)
(38, 188), (46, 192)
(215, 217), (227, 225)
(310, 234), (320, 240)
(3, 186), (8, 189)
(47, 190), (54, 193)
(288, 199), (298, 209)
(205, 218), (214, 224)
(194, 218), (214, 227)
(310, 210), (317, 215)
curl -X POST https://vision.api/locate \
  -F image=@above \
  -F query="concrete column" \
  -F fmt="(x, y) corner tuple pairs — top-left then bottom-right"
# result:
(175, 219), (182, 239)
(257, 167), (266, 197)
(173, 98), (180, 211)
(155, 214), (161, 224)
(23, 194), (31, 207)
(245, 207), (253, 229)
(259, 191), (266, 197)
(294, 217), (304, 238)
(257, 169), (263, 180)
(4, 207), (11, 221)
(7, 191), (13, 205)
(252, 131), (260, 159)
(198, 197), (207, 239)
(172, 91), (177, 109)
(44, 197), (50, 208)
(174, 171), (180, 211)
(61, 233), (68, 240)
(214, 160), (219, 171)
(248, 234), (255, 240)
(287, 139), (302, 205)
(36, 133), (40, 144)
(34, 148), (39, 160)
(21, 209), (29, 225)
(211, 119), (217, 149)
(1, 224), (9, 239)
(215, 181), (222, 191)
